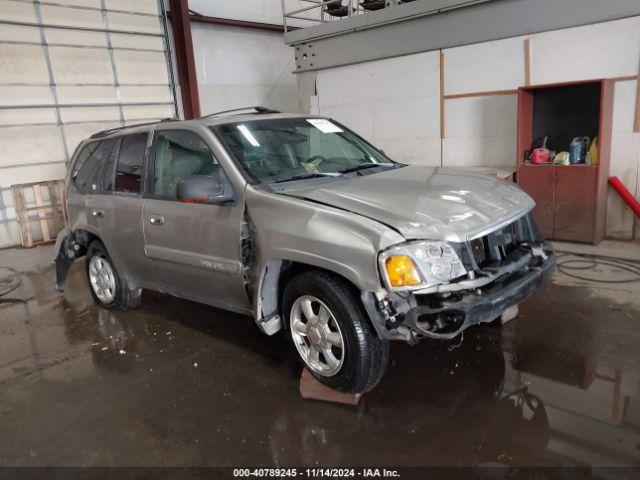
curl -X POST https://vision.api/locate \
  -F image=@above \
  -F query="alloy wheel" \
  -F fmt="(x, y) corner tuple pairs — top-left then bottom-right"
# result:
(290, 295), (345, 377)
(88, 256), (116, 304)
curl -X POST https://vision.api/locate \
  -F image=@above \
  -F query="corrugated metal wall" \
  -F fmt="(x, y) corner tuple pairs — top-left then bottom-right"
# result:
(0, 0), (177, 248)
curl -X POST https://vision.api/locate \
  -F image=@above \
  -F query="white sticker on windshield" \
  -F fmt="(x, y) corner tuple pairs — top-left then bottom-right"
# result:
(306, 118), (343, 133)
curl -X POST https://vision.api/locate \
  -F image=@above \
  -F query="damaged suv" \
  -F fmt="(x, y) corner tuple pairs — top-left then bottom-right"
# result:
(55, 107), (555, 394)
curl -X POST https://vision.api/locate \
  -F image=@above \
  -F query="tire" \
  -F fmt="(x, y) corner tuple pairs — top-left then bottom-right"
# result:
(85, 240), (141, 310)
(283, 270), (389, 394)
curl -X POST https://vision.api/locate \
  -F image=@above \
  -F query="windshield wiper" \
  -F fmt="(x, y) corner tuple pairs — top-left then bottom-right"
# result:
(338, 162), (394, 174)
(272, 172), (343, 184)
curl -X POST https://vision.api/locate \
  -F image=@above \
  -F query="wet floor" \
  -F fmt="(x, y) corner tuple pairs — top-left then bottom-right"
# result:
(0, 254), (639, 468)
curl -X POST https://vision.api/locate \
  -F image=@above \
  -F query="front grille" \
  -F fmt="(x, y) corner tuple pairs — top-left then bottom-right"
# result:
(461, 213), (542, 270)
(469, 237), (486, 265)
(469, 220), (519, 267)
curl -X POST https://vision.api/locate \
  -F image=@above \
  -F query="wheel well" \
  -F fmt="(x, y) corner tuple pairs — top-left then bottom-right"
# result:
(257, 260), (363, 326)
(73, 229), (101, 256)
(66, 229), (100, 258)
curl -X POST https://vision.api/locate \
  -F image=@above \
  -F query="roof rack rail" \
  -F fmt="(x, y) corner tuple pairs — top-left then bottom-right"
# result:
(90, 117), (176, 139)
(201, 106), (281, 119)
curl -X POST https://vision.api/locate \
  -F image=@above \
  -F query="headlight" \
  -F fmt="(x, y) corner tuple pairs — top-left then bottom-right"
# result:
(379, 241), (466, 291)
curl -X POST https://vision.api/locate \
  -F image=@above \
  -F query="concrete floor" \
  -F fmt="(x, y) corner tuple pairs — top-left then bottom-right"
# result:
(0, 242), (639, 468)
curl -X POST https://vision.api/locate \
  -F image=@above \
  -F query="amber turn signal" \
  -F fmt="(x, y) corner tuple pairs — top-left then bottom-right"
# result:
(385, 255), (421, 287)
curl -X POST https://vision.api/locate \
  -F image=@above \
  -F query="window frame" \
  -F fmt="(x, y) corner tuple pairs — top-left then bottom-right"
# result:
(107, 131), (152, 198)
(71, 138), (117, 195)
(146, 128), (233, 204)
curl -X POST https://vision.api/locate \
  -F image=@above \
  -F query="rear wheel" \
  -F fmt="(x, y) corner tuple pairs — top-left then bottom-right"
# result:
(283, 270), (389, 394)
(85, 241), (141, 310)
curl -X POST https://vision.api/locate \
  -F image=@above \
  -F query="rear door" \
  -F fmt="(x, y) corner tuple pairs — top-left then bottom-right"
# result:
(66, 139), (116, 230)
(88, 132), (150, 284)
(140, 128), (249, 311)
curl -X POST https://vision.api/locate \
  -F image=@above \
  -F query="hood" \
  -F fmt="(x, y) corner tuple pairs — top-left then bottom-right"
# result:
(282, 166), (534, 242)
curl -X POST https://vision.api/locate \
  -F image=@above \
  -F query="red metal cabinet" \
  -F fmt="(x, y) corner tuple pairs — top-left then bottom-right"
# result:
(518, 166), (554, 238)
(516, 80), (613, 244)
(554, 166), (597, 242)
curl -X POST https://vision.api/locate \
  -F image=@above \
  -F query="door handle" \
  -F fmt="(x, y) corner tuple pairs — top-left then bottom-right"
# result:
(149, 215), (164, 225)
(91, 209), (105, 218)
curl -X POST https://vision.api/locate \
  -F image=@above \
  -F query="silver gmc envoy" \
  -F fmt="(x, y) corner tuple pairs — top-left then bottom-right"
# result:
(55, 107), (555, 394)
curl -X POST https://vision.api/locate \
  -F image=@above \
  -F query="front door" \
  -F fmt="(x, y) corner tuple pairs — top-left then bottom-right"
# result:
(141, 129), (249, 312)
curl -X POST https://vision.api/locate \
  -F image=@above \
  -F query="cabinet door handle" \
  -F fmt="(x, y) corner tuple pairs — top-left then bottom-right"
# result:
(149, 215), (164, 225)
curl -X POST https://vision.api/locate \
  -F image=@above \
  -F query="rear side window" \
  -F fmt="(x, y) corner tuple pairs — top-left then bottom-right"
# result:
(113, 133), (148, 194)
(72, 140), (115, 194)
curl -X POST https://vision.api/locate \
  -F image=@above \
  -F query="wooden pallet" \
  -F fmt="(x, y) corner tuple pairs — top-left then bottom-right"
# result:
(11, 180), (65, 248)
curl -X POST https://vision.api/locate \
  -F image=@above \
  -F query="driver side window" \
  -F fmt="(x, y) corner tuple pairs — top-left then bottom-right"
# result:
(152, 130), (221, 199)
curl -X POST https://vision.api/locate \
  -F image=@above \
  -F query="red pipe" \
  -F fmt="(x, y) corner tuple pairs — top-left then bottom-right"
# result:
(609, 176), (640, 217)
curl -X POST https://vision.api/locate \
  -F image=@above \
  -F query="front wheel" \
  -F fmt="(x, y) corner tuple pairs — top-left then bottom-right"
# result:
(283, 271), (389, 394)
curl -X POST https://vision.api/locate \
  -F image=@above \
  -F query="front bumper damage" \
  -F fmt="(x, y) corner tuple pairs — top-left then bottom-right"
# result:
(402, 248), (555, 340)
(363, 242), (556, 344)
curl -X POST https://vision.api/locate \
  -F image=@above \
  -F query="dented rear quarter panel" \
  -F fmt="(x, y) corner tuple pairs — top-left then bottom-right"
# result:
(245, 186), (406, 293)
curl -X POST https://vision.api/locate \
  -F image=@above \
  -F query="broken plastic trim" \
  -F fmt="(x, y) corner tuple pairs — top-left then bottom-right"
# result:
(54, 229), (82, 292)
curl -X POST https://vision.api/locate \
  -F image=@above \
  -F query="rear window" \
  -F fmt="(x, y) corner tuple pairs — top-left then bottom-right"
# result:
(72, 140), (115, 193)
(113, 132), (148, 194)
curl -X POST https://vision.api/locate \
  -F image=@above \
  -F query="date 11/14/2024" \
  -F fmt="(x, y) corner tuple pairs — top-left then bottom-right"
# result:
(232, 468), (401, 478)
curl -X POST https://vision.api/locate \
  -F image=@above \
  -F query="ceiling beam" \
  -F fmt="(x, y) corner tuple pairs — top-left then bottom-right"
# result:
(285, 0), (640, 73)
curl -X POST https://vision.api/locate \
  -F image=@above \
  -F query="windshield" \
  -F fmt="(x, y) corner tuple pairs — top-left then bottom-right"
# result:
(211, 118), (396, 184)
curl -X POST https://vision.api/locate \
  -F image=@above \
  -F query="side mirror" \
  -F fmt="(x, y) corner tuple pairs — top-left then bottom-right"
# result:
(176, 176), (234, 205)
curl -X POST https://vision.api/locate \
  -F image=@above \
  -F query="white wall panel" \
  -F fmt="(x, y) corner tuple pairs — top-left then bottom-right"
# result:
(0, 0), (37, 22)
(107, 12), (161, 34)
(45, 29), (107, 48)
(442, 94), (517, 167)
(444, 37), (525, 95)
(192, 22), (298, 114)
(59, 106), (120, 122)
(105, 0), (158, 15)
(56, 86), (117, 104)
(0, 24), (40, 42)
(0, 108), (56, 126)
(531, 16), (640, 85)
(40, 4), (103, 28)
(0, 125), (65, 167)
(0, 162), (66, 185)
(123, 104), (173, 121)
(317, 51), (441, 165)
(49, 46), (114, 84)
(0, 86), (53, 106)
(606, 80), (640, 240)
(0, 44), (49, 84)
(54, 0), (101, 8)
(110, 33), (164, 51)
(119, 85), (172, 103)
(113, 50), (169, 84)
